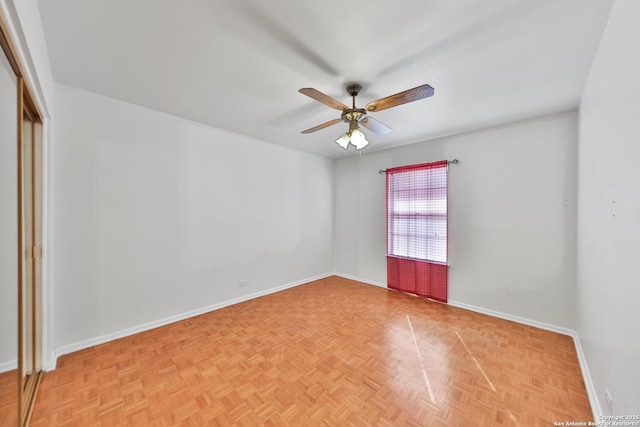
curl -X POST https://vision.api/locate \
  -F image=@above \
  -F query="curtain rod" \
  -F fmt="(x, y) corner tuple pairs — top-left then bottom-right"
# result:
(378, 159), (459, 174)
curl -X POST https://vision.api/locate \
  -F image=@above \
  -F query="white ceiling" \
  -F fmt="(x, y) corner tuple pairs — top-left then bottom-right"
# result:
(37, 0), (614, 159)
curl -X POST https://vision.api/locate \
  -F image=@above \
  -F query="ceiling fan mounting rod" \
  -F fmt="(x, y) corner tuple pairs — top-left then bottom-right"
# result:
(346, 83), (361, 109)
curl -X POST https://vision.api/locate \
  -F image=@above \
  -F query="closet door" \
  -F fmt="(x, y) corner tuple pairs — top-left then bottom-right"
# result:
(18, 80), (43, 426)
(1, 13), (44, 426)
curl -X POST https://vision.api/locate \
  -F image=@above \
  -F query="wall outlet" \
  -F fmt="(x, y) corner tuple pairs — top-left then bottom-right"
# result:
(239, 279), (249, 287)
(605, 388), (613, 413)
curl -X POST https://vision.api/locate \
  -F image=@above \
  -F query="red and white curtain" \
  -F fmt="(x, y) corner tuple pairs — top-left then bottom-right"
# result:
(386, 160), (448, 302)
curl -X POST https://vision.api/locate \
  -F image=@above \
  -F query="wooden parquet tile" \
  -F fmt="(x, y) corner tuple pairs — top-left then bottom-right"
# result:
(0, 369), (18, 426)
(27, 276), (592, 426)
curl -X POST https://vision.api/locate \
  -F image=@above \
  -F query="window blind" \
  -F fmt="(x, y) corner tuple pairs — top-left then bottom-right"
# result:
(386, 160), (448, 302)
(387, 160), (447, 264)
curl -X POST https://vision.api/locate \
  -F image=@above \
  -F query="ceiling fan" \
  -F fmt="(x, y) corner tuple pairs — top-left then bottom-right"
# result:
(299, 83), (434, 151)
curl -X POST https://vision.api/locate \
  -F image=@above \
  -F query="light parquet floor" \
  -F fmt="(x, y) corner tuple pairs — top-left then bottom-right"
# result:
(0, 369), (18, 426)
(27, 276), (592, 426)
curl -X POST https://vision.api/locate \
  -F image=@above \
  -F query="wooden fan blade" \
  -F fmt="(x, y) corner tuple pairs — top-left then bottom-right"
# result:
(365, 84), (434, 112)
(301, 118), (342, 134)
(360, 116), (392, 136)
(299, 88), (349, 111)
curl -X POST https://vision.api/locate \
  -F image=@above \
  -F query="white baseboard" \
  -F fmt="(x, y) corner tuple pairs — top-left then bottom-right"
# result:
(49, 273), (333, 370)
(333, 272), (387, 288)
(43, 352), (56, 372)
(447, 300), (575, 337)
(572, 333), (601, 420)
(0, 359), (17, 374)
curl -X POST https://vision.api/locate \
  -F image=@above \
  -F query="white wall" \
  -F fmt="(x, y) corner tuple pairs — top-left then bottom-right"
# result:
(577, 0), (640, 415)
(51, 83), (333, 355)
(0, 53), (18, 370)
(334, 111), (578, 329)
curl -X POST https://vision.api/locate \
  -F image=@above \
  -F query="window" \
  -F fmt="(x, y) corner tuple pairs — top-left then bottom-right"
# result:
(387, 160), (448, 264)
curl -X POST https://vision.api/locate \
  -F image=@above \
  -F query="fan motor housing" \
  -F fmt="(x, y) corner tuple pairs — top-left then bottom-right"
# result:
(341, 108), (367, 123)
(346, 84), (362, 97)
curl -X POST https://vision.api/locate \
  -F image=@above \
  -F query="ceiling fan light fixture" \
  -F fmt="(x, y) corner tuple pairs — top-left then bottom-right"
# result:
(335, 132), (351, 149)
(350, 128), (370, 150)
